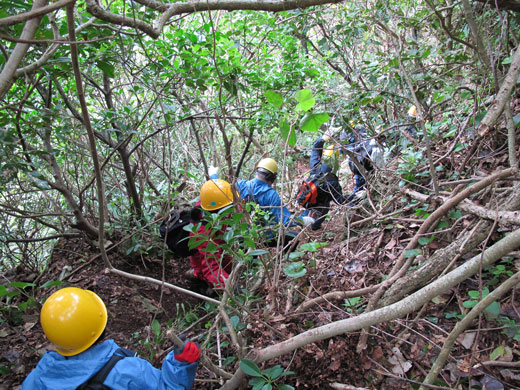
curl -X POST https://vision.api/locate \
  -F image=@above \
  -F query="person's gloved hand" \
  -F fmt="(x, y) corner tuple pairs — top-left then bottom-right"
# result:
(323, 126), (340, 141)
(174, 338), (201, 363)
(208, 166), (219, 178)
(301, 216), (315, 227)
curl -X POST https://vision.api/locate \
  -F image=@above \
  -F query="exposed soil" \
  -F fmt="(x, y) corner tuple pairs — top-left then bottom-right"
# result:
(2, 129), (520, 390)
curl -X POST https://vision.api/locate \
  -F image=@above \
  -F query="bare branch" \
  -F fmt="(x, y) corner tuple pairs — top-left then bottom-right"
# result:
(0, 0), (74, 27)
(0, 0), (48, 100)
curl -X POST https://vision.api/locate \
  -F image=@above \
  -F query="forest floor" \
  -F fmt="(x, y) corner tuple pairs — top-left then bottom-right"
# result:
(2, 132), (520, 389)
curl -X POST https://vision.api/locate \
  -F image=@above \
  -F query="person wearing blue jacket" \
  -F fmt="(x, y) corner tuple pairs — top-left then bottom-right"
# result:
(301, 136), (348, 230)
(209, 158), (314, 248)
(22, 287), (199, 390)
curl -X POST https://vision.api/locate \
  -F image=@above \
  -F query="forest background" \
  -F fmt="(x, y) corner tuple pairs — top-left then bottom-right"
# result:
(1, 0), (520, 389)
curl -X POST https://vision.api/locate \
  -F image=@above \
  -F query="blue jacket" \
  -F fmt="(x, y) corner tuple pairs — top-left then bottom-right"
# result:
(21, 339), (198, 390)
(235, 178), (298, 227)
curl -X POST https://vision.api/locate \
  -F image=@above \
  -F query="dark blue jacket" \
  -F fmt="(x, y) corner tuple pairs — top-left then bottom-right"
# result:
(309, 138), (346, 205)
(22, 339), (198, 390)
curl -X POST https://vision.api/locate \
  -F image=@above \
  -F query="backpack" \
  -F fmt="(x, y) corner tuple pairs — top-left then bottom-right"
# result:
(159, 208), (202, 257)
(76, 347), (136, 390)
(295, 174), (325, 208)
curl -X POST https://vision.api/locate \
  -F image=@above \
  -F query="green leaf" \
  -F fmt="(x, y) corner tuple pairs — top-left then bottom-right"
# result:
(250, 377), (266, 389)
(9, 282), (36, 289)
(241, 359), (264, 377)
(436, 220), (450, 230)
(462, 300), (477, 309)
(97, 59), (115, 78)
(288, 251), (304, 260)
(230, 315), (240, 328)
(490, 345), (504, 360)
(299, 112), (329, 132)
(294, 89), (315, 112)
(39, 280), (62, 289)
(0, 365), (10, 375)
(262, 384), (273, 390)
(279, 118), (296, 146)
(263, 365), (284, 380)
(151, 319), (161, 336)
(404, 249), (421, 258)
(418, 236), (434, 246)
(299, 242), (328, 252)
(449, 210), (463, 219)
(264, 90), (283, 107)
(485, 301), (500, 317)
(278, 385), (295, 390)
(0, 285), (7, 297)
(283, 262), (307, 278)
(249, 249), (269, 256)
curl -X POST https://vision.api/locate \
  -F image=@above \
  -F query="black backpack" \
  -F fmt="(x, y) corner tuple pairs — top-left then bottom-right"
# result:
(76, 347), (136, 390)
(159, 208), (202, 257)
(295, 174), (325, 208)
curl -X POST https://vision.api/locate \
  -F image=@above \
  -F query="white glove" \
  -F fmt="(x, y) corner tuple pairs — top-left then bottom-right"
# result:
(323, 126), (341, 141)
(301, 216), (315, 227)
(208, 166), (219, 177)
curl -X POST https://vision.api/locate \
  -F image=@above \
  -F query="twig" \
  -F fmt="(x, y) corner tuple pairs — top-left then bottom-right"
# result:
(420, 271), (520, 389)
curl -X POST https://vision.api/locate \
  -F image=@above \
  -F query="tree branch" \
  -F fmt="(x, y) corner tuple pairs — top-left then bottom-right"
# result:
(220, 226), (520, 389)
(0, 0), (48, 100)
(0, 0), (73, 27)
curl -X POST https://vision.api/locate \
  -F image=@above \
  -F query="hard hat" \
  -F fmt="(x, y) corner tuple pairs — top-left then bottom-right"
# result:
(323, 145), (339, 158)
(40, 287), (107, 356)
(257, 158), (278, 174)
(408, 105), (417, 117)
(200, 179), (234, 211)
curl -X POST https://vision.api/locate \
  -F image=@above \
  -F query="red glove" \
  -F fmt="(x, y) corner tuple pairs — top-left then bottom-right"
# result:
(174, 340), (201, 363)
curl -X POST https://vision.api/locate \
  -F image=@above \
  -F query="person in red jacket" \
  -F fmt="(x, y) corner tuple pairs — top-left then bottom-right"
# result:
(187, 178), (234, 290)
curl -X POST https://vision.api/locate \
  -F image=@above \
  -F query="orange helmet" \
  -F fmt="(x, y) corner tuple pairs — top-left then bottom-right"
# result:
(200, 179), (234, 211)
(40, 287), (107, 356)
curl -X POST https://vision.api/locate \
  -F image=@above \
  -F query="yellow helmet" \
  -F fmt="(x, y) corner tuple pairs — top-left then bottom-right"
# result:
(257, 158), (278, 174)
(40, 287), (107, 356)
(200, 179), (234, 211)
(323, 145), (339, 158)
(408, 105), (417, 117)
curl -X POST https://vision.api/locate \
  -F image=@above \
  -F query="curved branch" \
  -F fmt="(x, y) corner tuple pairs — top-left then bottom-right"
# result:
(85, 0), (343, 39)
(220, 226), (520, 389)
(420, 271), (520, 389)
(14, 17), (96, 77)
(478, 41), (520, 136)
(0, 0), (48, 100)
(0, 0), (74, 27)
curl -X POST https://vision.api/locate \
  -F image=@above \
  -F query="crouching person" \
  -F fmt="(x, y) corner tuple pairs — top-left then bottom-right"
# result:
(186, 178), (234, 291)
(22, 287), (200, 389)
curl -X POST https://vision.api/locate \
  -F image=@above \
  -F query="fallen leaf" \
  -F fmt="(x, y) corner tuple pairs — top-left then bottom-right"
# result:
(458, 332), (476, 349)
(329, 359), (341, 371)
(387, 347), (412, 375)
(372, 346), (383, 361)
(500, 368), (520, 382)
(384, 238), (396, 250)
